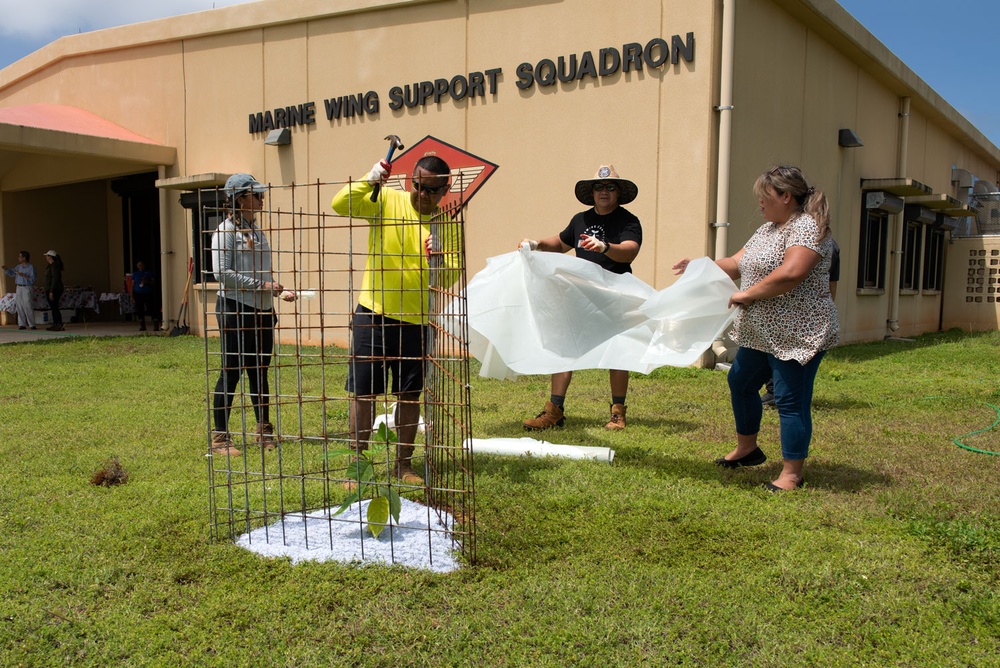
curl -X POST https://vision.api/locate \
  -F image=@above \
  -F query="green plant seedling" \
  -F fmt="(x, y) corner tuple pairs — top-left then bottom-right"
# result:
(327, 422), (402, 538)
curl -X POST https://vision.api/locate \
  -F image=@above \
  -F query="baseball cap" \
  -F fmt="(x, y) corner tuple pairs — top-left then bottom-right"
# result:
(224, 173), (267, 197)
(44, 250), (59, 257)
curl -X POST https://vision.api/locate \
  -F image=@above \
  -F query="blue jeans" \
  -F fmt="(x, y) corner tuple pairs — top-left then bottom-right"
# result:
(728, 347), (826, 461)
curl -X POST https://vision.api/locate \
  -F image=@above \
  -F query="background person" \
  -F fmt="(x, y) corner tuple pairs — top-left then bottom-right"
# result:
(520, 164), (642, 431)
(331, 154), (462, 486)
(131, 260), (157, 332)
(2, 251), (37, 330)
(210, 173), (294, 456)
(673, 164), (839, 491)
(43, 250), (65, 331)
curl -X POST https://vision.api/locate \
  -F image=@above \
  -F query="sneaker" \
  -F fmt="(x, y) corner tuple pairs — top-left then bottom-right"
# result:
(18, 326), (25, 330)
(605, 403), (627, 431)
(211, 433), (241, 456)
(523, 401), (565, 431)
(761, 392), (775, 408)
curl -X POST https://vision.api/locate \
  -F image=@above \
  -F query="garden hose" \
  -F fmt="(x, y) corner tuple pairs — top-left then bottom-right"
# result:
(953, 403), (1000, 456)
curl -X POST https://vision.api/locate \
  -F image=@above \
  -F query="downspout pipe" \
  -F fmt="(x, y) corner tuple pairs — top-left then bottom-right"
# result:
(157, 165), (171, 332)
(887, 97), (910, 334)
(711, 0), (736, 361)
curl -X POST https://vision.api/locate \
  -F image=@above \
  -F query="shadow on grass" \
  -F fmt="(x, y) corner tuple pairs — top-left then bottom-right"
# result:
(614, 444), (892, 493)
(473, 452), (561, 484)
(829, 329), (996, 364)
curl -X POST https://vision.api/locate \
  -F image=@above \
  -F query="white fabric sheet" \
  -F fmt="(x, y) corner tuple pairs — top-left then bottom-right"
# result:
(463, 250), (737, 379)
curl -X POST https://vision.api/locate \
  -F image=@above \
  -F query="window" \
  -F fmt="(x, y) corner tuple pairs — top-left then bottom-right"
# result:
(179, 190), (226, 285)
(858, 207), (888, 291)
(922, 226), (945, 292)
(900, 221), (922, 291)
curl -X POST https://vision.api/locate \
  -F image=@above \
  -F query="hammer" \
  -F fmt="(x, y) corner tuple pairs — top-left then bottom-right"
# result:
(370, 134), (405, 202)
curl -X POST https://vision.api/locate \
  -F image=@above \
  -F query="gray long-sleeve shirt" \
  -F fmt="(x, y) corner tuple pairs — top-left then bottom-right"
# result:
(211, 216), (274, 311)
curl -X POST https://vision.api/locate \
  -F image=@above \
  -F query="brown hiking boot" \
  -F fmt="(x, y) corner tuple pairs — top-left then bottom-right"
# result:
(605, 403), (627, 431)
(523, 401), (565, 431)
(256, 422), (277, 450)
(211, 432), (241, 456)
(395, 445), (425, 486)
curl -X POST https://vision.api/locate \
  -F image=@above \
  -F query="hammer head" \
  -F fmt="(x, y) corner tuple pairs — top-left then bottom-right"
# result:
(384, 134), (404, 151)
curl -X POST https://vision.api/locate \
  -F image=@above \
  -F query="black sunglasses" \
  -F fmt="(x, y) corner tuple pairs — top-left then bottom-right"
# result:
(592, 182), (617, 192)
(414, 182), (448, 195)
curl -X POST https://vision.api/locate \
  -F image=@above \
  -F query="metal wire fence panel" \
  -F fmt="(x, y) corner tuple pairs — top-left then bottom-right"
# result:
(203, 177), (475, 567)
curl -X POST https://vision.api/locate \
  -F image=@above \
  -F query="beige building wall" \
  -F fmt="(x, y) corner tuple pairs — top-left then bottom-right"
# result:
(1, 0), (999, 349)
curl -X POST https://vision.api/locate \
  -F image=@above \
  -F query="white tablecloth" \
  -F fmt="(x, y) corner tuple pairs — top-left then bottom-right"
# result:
(0, 287), (99, 314)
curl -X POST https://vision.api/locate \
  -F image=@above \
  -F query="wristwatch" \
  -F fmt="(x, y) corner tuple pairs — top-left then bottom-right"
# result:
(601, 241), (610, 255)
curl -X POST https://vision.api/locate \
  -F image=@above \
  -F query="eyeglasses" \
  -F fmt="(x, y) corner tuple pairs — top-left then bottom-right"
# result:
(413, 182), (448, 195)
(592, 183), (617, 192)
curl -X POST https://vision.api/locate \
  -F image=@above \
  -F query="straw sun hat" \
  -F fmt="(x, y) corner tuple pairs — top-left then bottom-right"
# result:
(574, 164), (638, 206)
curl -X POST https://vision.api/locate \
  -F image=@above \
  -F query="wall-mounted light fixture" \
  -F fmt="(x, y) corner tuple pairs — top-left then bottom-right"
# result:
(838, 128), (863, 148)
(264, 128), (291, 146)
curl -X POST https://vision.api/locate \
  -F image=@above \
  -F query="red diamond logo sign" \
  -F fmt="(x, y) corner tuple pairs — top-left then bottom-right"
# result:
(385, 135), (498, 214)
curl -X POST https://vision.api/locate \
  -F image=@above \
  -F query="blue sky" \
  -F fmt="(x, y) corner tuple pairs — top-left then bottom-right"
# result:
(1, 1), (998, 147)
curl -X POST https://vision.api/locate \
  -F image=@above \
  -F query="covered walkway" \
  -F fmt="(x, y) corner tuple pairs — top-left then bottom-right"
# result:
(0, 321), (175, 344)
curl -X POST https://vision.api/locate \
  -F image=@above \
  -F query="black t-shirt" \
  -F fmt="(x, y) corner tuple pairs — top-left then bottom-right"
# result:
(558, 207), (642, 275)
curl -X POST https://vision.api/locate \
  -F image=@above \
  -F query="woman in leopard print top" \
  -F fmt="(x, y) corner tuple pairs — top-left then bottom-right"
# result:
(674, 165), (839, 491)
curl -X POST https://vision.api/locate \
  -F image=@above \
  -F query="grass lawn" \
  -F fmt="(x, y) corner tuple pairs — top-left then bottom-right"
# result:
(1, 330), (999, 666)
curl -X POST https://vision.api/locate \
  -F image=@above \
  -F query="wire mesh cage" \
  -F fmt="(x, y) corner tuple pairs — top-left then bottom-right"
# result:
(202, 176), (476, 570)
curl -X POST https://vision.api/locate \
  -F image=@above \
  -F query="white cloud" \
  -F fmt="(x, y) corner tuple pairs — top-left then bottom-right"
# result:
(0, 0), (259, 38)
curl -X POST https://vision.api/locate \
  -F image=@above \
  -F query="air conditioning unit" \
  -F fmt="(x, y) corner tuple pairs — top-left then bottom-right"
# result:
(904, 204), (936, 225)
(865, 191), (903, 213)
(935, 213), (958, 231)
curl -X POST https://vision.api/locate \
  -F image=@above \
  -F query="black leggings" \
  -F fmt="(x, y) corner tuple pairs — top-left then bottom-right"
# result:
(48, 289), (64, 325)
(212, 298), (275, 433)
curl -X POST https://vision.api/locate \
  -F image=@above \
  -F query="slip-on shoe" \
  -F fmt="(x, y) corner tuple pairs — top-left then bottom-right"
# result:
(764, 479), (804, 493)
(714, 447), (767, 469)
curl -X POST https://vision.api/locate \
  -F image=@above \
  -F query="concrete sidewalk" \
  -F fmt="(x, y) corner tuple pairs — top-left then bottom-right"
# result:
(0, 322), (174, 344)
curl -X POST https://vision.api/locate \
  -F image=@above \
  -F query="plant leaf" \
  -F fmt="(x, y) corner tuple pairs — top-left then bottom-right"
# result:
(326, 447), (356, 459)
(367, 496), (390, 538)
(346, 460), (375, 484)
(387, 486), (402, 523)
(332, 491), (360, 516)
(375, 422), (397, 445)
(367, 441), (389, 460)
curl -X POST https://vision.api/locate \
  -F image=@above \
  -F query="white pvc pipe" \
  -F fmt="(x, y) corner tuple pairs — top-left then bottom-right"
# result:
(464, 437), (615, 463)
(373, 403), (426, 433)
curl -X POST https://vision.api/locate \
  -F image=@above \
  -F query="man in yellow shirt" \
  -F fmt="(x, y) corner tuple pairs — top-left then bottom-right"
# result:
(331, 155), (460, 485)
